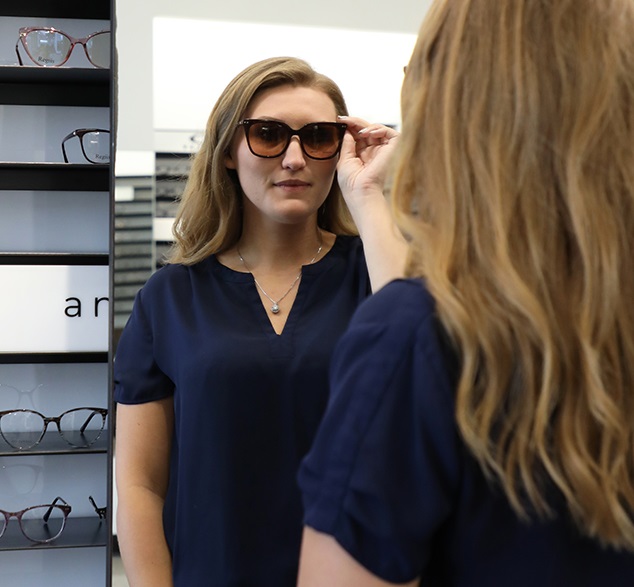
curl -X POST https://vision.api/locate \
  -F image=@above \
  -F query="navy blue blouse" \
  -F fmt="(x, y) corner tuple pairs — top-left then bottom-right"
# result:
(300, 279), (634, 586)
(114, 235), (370, 586)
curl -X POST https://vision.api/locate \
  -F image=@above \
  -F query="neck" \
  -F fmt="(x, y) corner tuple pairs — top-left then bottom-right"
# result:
(236, 230), (324, 316)
(236, 226), (324, 271)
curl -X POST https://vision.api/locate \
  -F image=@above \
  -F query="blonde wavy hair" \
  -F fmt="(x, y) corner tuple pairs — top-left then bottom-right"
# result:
(393, 0), (634, 549)
(167, 56), (356, 265)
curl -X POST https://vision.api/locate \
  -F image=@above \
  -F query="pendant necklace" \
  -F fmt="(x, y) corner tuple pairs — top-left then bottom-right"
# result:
(237, 236), (323, 315)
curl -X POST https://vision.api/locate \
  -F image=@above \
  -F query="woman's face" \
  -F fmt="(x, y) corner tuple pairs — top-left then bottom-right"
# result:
(225, 84), (340, 228)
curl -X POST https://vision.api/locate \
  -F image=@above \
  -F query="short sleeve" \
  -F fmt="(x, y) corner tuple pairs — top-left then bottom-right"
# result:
(113, 285), (174, 404)
(299, 280), (463, 583)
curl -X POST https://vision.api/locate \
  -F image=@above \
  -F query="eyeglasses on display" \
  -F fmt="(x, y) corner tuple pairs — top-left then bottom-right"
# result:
(61, 128), (110, 164)
(0, 496), (71, 544)
(0, 407), (108, 450)
(237, 119), (347, 160)
(15, 27), (110, 69)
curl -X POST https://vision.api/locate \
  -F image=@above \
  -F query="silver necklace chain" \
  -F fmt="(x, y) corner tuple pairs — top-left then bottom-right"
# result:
(237, 237), (323, 315)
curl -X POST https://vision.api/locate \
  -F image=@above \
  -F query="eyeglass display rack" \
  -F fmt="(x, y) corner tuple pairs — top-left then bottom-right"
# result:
(153, 130), (204, 269)
(154, 152), (192, 268)
(113, 174), (155, 331)
(0, 0), (114, 584)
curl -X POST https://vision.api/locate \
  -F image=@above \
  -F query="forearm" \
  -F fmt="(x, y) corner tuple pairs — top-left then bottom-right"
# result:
(117, 486), (174, 587)
(348, 188), (408, 292)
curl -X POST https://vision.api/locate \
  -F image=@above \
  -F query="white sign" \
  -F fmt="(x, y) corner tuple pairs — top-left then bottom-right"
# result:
(0, 265), (109, 353)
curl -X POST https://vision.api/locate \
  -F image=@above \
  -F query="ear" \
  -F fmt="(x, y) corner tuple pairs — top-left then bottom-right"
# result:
(225, 150), (237, 170)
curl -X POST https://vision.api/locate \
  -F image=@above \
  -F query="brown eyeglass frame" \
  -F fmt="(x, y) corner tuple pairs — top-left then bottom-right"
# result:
(0, 496), (71, 544)
(0, 407), (108, 450)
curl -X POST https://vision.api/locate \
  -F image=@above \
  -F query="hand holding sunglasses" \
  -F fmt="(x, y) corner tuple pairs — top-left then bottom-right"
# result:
(332, 115), (401, 201)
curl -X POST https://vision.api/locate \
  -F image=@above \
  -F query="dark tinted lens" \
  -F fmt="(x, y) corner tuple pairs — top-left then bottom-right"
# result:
(248, 121), (288, 156)
(299, 124), (343, 159)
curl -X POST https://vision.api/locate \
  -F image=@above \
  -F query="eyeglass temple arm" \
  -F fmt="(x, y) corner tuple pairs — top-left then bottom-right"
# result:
(60, 130), (79, 164)
(80, 408), (107, 434)
(43, 496), (70, 523)
(14, 39), (24, 66)
(89, 495), (107, 519)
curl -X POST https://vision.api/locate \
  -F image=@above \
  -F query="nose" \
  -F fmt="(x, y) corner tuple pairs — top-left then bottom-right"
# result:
(281, 136), (307, 169)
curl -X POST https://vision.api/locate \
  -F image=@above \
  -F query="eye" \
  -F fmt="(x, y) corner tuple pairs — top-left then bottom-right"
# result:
(253, 122), (285, 144)
(306, 124), (334, 146)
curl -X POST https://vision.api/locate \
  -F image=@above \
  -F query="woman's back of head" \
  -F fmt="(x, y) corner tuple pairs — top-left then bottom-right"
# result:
(394, 0), (634, 550)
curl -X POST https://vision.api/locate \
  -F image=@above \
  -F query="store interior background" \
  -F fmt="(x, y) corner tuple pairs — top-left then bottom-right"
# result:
(114, 0), (431, 171)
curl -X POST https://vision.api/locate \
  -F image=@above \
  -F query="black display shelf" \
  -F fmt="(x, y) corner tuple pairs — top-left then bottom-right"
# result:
(0, 67), (110, 107)
(0, 353), (108, 365)
(1, 1), (110, 20)
(0, 0), (114, 583)
(0, 162), (109, 191)
(0, 517), (108, 551)
(0, 253), (109, 265)
(0, 431), (109, 457)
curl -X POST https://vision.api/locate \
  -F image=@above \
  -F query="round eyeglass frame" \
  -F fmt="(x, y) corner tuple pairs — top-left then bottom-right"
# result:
(0, 407), (108, 450)
(0, 497), (71, 544)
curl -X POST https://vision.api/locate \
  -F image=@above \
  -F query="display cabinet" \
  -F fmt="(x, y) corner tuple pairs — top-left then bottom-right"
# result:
(0, 1), (114, 585)
(114, 170), (154, 331)
(153, 131), (201, 268)
(154, 151), (190, 268)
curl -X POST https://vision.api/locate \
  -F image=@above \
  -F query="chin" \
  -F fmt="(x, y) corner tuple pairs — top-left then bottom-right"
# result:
(270, 202), (320, 223)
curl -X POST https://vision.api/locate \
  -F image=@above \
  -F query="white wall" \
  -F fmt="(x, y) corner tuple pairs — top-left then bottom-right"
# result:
(114, 0), (431, 153)
(152, 19), (417, 135)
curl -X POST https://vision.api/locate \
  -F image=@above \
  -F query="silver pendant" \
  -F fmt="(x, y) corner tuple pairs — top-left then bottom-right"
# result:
(271, 303), (280, 314)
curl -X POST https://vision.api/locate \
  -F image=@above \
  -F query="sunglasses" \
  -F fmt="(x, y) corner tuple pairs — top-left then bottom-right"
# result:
(237, 119), (347, 160)
(16, 27), (110, 69)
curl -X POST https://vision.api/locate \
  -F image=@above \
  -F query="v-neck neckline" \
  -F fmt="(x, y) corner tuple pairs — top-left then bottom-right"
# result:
(211, 236), (343, 340)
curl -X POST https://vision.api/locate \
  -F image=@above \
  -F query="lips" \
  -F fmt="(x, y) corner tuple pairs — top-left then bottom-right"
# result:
(274, 179), (310, 187)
